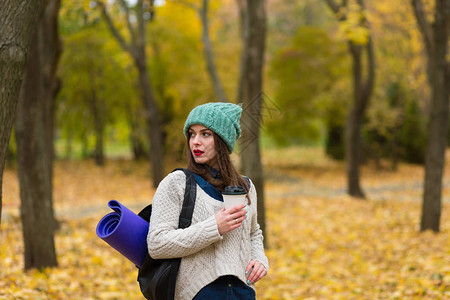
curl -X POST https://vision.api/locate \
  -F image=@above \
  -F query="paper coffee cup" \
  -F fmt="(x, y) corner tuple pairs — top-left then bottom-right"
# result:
(222, 186), (247, 210)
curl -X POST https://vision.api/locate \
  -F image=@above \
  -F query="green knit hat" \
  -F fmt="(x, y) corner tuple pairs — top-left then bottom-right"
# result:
(184, 102), (242, 153)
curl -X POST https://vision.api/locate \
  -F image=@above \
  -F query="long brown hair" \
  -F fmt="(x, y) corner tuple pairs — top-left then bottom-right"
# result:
(186, 132), (251, 203)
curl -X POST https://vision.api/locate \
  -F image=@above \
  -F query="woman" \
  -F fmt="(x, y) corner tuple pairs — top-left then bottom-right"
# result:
(148, 102), (269, 299)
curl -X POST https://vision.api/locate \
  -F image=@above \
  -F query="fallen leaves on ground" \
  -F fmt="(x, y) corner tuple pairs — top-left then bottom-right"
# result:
(1, 148), (449, 299)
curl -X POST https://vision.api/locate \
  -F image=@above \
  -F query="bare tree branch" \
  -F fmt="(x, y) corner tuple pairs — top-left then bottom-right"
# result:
(170, 0), (227, 101)
(324, 0), (341, 14)
(411, 0), (434, 57)
(199, 0), (227, 101)
(236, 0), (247, 101)
(118, 0), (137, 48)
(96, 1), (135, 57)
(136, 0), (146, 58)
(325, 0), (347, 21)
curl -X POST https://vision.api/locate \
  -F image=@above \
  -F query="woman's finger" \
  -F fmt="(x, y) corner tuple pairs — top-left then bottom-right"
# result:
(226, 204), (246, 214)
(252, 265), (267, 283)
(231, 209), (247, 220)
(246, 260), (267, 284)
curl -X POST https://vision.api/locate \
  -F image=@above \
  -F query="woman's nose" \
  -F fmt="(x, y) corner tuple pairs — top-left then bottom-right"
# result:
(192, 135), (201, 145)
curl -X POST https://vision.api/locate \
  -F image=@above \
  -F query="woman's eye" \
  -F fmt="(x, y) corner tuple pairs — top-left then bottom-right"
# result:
(202, 132), (211, 137)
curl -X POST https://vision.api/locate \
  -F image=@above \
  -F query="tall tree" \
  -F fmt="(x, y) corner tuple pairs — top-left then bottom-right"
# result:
(97, 0), (164, 186)
(175, 0), (228, 102)
(199, 0), (227, 102)
(412, 0), (449, 232)
(0, 0), (44, 225)
(239, 0), (267, 246)
(325, 0), (375, 198)
(236, 0), (247, 101)
(15, 0), (61, 269)
(87, 67), (106, 166)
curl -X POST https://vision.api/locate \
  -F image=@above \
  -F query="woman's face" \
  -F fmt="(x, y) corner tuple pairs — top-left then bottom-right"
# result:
(188, 124), (218, 168)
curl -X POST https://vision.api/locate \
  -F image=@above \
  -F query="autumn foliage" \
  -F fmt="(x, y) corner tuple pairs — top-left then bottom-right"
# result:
(1, 147), (449, 299)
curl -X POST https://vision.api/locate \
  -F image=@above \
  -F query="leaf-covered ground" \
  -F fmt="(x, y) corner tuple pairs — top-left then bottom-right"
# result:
(1, 148), (449, 299)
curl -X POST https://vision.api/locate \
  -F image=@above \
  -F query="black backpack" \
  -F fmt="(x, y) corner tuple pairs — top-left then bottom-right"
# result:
(137, 168), (196, 300)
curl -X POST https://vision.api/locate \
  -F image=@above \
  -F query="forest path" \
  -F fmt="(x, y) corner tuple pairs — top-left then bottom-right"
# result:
(57, 171), (450, 220)
(266, 173), (450, 202)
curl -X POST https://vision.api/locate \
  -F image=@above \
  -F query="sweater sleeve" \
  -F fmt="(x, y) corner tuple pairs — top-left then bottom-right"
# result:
(248, 179), (270, 273)
(147, 171), (222, 259)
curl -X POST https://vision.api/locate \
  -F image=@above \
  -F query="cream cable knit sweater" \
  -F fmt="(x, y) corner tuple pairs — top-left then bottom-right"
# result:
(147, 170), (269, 300)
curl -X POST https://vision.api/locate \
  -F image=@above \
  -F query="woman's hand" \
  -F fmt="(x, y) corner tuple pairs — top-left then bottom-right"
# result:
(215, 204), (247, 235)
(245, 260), (267, 285)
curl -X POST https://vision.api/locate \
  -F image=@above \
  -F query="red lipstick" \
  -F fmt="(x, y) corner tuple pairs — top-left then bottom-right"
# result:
(193, 149), (204, 156)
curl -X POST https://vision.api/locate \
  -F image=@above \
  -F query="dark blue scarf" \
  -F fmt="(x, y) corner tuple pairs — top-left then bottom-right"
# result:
(193, 168), (223, 201)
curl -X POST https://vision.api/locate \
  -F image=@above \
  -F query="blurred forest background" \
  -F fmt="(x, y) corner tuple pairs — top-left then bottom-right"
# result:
(1, 0), (449, 299)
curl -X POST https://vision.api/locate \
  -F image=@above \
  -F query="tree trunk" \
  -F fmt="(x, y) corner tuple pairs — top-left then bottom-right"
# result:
(15, 9), (53, 271)
(413, 0), (450, 232)
(136, 58), (165, 186)
(135, 0), (164, 186)
(130, 133), (147, 160)
(346, 40), (375, 198)
(0, 0), (43, 225)
(326, 0), (375, 199)
(236, 0), (247, 101)
(98, 0), (165, 186)
(127, 103), (147, 161)
(239, 0), (267, 247)
(346, 44), (365, 198)
(41, 0), (61, 166)
(15, 0), (61, 270)
(89, 70), (105, 166)
(200, 0), (227, 102)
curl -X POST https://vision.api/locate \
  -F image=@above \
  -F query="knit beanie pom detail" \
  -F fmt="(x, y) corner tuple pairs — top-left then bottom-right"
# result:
(184, 102), (242, 153)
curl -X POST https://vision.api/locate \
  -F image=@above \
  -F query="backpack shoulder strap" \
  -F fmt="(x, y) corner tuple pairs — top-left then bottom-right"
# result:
(172, 168), (196, 229)
(137, 204), (152, 222)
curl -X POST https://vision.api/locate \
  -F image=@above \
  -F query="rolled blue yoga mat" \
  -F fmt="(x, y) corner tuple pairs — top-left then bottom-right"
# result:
(96, 200), (149, 267)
